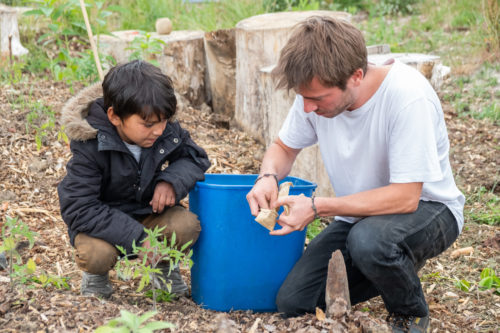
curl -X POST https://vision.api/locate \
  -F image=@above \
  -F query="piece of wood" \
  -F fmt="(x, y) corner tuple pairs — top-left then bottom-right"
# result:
(325, 250), (351, 318)
(254, 181), (293, 231)
(78, 0), (103, 80)
(97, 30), (207, 106)
(450, 246), (474, 258)
(204, 29), (236, 117)
(0, 4), (28, 57)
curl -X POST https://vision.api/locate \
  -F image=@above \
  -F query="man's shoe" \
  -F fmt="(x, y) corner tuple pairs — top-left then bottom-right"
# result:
(152, 263), (189, 298)
(387, 313), (430, 333)
(81, 272), (113, 298)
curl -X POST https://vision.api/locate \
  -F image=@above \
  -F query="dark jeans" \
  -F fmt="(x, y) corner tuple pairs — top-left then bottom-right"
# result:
(276, 200), (459, 317)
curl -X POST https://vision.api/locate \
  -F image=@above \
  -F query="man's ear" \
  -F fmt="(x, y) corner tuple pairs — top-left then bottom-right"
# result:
(107, 107), (122, 126)
(351, 68), (364, 86)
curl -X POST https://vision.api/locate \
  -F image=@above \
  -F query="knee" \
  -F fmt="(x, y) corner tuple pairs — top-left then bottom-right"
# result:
(347, 223), (385, 268)
(165, 207), (201, 249)
(74, 233), (118, 275)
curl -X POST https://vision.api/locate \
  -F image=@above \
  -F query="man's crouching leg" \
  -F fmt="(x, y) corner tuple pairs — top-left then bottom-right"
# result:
(141, 205), (201, 297)
(74, 233), (118, 298)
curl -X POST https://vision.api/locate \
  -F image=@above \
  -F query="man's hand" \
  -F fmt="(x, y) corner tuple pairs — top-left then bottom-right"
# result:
(270, 195), (315, 236)
(246, 176), (279, 216)
(150, 181), (176, 213)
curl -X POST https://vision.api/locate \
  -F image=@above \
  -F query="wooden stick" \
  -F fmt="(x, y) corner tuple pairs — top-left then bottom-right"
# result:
(325, 249), (351, 317)
(78, 0), (104, 80)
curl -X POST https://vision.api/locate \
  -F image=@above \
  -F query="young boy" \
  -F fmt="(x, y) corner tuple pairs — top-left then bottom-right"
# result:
(57, 60), (210, 298)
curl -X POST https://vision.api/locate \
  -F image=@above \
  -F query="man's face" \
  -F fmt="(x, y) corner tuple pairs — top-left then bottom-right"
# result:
(297, 76), (356, 119)
(109, 109), (167, 148)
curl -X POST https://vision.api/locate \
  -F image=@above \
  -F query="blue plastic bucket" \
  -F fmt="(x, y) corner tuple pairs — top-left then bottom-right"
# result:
(189, 174), (317, 312)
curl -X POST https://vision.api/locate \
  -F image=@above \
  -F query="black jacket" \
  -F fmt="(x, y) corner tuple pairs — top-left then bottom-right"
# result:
(57, 84), (210, 254)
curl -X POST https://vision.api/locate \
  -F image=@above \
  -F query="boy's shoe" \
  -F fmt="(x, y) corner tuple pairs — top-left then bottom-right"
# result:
(81, 272), (113, 298)
(152, 263), (189, 298)
(387, 313), (430, 333)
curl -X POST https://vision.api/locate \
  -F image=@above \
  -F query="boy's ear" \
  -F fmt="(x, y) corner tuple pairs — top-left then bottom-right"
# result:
(107, 107), (122, 126)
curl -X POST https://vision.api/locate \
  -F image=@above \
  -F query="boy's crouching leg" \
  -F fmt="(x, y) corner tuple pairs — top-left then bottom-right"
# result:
(141, 205), (201, 250)
(74, 233), (118, 298)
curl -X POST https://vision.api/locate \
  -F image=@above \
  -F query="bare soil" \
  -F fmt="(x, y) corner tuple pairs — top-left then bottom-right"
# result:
(0, 75), (499, 332)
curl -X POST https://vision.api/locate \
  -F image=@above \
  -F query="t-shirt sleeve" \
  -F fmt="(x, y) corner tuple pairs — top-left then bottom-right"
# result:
(389, 98), (443, 183)
(278, 95), (318, 149)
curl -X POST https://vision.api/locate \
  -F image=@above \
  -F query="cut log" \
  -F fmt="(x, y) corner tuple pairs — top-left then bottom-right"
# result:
(0, 4), (28, 57)
(97, 30), (207, 106)
(325, 250), (351, 318)
(368, 52), (448, 89)
(234, 11), (351, 142)
(204, 29), (236, 117)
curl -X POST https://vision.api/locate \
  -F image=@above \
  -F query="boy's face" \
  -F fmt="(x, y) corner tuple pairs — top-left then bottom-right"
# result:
(107, 107), (167, 148)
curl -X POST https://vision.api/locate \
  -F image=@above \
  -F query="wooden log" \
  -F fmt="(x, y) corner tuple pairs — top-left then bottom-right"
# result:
(325, 250), (351, 318)
(234, 11), (351, 141)
(97, 30), (207, 106)
(0, 4), (28, 57)
(204, 29), (236, 117)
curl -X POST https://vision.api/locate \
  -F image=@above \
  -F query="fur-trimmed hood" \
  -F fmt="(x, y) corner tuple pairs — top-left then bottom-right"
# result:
(61, 83), (104, 141)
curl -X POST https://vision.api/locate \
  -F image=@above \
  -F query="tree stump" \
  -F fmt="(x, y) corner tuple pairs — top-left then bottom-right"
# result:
(0, 4), (28, 57)
(97, 30), (207, 106)
(325, 250), (351, 318)
(234, 11), (351, 141)
(204, 29), (236, 117)
(368, 52), (449, 89)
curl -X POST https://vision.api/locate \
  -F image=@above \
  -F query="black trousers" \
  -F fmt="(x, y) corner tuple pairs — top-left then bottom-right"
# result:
(276, 200), (459, 317)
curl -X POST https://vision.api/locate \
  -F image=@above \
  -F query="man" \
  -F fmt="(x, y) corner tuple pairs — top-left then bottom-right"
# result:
(246, 16), (464, 333)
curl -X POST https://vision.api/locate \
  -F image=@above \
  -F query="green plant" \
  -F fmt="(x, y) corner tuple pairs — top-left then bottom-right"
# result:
(306, 218), (323, 241)
(373, 0), (422, 16)
(23, 0), (119, 85)
(466, 185), (499, 226)
(0, 216), (37, 288)
(126, 32), (166, 66)
(115, 227), (193, 310)
(95, 310), (174, 333)
(482, 0), (500, 53)
(455, 268), (500, 295)
(17, 96), (68, 150)
(0, 216), (70, 290)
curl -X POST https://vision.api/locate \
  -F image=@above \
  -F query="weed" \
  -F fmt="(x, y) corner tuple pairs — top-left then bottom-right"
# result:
(306, 218), (323, 241)
(455, 267), (500, 295)
(466, 186), (499, 226)
(13, 95), (69, 150)
(95, 310), (174, 333)
(0, 216), (70, 290)
(115, 227), (192, 310)
(126, 32), (166, 66)
(0, 216), (37, 289)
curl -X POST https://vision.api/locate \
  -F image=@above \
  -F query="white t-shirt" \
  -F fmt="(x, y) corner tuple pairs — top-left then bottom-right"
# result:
(279, 61), (465, 232)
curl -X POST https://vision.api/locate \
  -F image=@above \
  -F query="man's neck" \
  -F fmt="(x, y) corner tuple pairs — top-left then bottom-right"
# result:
(350, 64), (392, 110)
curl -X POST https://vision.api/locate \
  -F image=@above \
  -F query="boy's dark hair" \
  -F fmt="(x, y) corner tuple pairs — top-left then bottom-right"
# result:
(272, 16), (367, 91)
(102, 60), (177, 120)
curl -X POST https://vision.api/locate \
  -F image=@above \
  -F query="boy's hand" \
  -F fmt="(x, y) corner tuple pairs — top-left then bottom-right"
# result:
(150, 181), (176, 213)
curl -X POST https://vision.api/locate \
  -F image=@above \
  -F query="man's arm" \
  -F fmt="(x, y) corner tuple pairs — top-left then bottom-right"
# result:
(246, 138), (301, 216)
(271, 182), (423, 235)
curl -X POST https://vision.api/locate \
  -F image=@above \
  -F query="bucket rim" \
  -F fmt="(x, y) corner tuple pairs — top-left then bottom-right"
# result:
(195, 173), (317, 190)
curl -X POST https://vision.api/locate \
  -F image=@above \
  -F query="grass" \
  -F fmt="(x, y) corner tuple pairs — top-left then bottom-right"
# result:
(465, 186), (500, 226)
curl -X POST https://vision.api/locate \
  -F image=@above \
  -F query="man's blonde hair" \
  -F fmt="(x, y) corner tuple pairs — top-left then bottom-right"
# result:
(272, 16), (367, 91)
